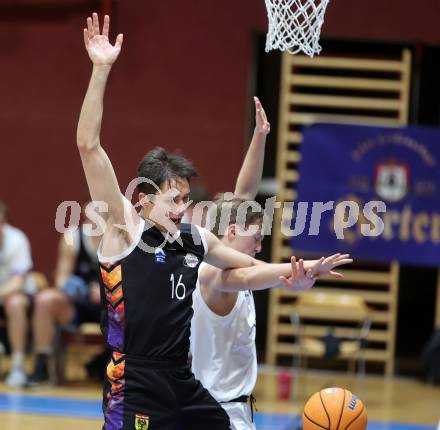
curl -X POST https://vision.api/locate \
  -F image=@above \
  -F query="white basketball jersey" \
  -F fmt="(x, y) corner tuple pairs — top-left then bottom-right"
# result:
(190, 263), (258, 402)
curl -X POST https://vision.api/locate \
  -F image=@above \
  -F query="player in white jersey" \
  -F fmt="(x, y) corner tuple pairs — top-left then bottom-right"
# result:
(190, 99), (352, 429)
(190, 198), (351, 429)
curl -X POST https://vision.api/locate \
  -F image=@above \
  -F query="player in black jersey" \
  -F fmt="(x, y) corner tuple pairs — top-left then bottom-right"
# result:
(77, 13), (321, 430)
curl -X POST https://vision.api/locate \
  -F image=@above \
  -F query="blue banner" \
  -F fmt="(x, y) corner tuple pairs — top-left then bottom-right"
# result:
(292, 124), (440, 267)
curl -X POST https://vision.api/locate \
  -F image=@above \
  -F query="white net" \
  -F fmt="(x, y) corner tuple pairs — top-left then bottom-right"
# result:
(265, 0), (330, 57)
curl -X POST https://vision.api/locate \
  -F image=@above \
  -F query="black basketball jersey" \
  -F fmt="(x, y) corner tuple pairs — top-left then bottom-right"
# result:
(98, 220), (206, 361)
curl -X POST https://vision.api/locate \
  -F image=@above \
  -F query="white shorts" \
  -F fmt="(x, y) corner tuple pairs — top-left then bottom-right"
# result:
(221, 401), (256, 430)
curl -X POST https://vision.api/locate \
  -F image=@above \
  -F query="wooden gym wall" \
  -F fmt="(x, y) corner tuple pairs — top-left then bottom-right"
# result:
(266, 49), (412, 376)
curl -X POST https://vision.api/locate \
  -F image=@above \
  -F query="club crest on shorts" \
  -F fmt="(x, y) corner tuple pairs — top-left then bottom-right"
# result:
(154, 248), (166, 264)
(135, 414), (149, 430)
(183, 253), (199, 268)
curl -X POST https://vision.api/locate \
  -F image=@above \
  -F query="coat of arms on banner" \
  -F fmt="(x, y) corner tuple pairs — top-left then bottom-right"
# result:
(375, 161), (409, 202)
(135, 414), (149, 430)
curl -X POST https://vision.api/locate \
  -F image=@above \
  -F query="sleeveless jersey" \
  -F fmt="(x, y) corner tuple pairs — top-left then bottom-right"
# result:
(190, 262), (258, 402)
(98, 219), (206, 361)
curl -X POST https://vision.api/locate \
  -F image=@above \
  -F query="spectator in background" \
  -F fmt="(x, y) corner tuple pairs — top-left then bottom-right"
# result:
(0, 201), (36, 387)
(29, 198), (103, 384)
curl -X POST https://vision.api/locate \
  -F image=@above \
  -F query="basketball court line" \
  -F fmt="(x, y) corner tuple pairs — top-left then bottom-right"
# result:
(0, 392), (437, 430)
(0, 392), (100, 419)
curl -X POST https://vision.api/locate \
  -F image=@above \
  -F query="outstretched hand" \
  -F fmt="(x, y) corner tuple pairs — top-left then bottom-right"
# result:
(84, 13), (123, 66)
(279, 257), (316, 292)
(254, 97), (271, 135)
(307, 254), (353, 279)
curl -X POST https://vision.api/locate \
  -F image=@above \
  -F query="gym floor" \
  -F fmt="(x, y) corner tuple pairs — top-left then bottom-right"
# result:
(0, 368), (438, 430)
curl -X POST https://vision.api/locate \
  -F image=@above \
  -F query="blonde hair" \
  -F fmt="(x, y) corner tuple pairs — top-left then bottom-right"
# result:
(209, 195), (263, 237)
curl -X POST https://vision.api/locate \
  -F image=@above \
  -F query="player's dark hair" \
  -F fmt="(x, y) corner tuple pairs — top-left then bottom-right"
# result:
(210, 195), (264, 237)
(137, 147), (198, 195)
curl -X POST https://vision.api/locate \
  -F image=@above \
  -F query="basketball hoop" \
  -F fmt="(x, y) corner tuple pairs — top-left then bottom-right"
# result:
(264, 0), (330, 57)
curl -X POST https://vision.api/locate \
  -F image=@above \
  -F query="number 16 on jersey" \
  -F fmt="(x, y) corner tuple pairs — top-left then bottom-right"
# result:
(170, 274), (186, 300)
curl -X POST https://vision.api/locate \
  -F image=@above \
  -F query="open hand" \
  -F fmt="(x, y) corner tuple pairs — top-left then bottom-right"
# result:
(307, 253), (353, 279)
(254, 97), (270, 135)
(279, 256), (315, 292)
(84, 13), (123, 66)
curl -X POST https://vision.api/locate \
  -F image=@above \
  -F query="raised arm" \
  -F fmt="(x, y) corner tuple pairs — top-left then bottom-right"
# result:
(77, 14), (133, 229)
(234, 97), (271, 200)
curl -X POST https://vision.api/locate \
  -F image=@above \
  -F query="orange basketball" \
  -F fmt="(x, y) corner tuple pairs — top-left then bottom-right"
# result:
(302, 387), (367, 430)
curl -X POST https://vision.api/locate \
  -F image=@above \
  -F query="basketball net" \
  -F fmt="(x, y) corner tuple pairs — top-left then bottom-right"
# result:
(264, 0), (330, 57)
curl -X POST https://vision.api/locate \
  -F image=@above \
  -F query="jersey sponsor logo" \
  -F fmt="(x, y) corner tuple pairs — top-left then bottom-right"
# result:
(135, 414), (149, 430)
(183, 253), (199, 268)
(154, 248), (166, 264)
